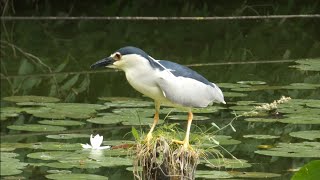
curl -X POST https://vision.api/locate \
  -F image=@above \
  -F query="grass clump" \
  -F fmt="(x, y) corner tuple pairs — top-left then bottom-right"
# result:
(132, 124), (205, 180)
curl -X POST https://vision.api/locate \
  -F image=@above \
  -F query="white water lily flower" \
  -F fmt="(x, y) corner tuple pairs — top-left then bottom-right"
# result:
(81, 134), (111, 150)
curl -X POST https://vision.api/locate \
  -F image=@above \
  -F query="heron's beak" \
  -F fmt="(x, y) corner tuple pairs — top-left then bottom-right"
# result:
(90, 57), (115, 69)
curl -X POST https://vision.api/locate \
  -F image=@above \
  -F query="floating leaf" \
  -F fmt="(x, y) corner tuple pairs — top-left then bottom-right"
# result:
(122, 117), (159, 126)
(223, 92), (247, 97)
(3, 96), (60, 103)
(38, 120), (85, 126)
(255, 142), (320, 158)
(87, 114), (125, 125)
(217, 83), (251, 89)
(205, 158), (251, 169)
(245, 117), (281, 123)
(280, 114), (320, 124)
(47, 169), (72, 174)
(112, 108), (154, 118)
(1, 152), (28, 176)
(290, 59), (320, 72)
(46, 134), (89, 140)
(0, 161), (27, 176)
(103, 140), (135, 146)
(282, 83), (319, 90)
(229, 105), (253, 111)
(27, 151), (74, 161)
(31, 142), (81, 151)
(192, 106), (225, 113)
(229, 171), (281, 178)
(168, 114), (210, 121)
(7, 124), (66, 132)
(289, 130), (320, 140)
(46, 173), (108, 180)
(243, 134), (280, 139)
(199, 135), (241, 148)
(104, 100), (153, 108)
(98, 97), (140, 102)
(195, 170), (233, 179)
(20, 103), (108, 119)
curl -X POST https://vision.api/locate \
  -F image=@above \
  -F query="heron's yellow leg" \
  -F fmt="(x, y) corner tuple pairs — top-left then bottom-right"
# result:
(172, 111), (193, 149)
(146, 101), (160, 143)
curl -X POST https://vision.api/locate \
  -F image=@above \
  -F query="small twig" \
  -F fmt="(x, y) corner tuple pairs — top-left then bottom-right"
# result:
(1, 14), (319, 21)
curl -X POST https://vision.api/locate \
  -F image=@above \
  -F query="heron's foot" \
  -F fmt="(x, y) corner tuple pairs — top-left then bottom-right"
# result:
(172, 139), (192, 150)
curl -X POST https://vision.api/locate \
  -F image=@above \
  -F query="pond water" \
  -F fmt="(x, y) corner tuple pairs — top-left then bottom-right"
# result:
(1, 18), (320, 180)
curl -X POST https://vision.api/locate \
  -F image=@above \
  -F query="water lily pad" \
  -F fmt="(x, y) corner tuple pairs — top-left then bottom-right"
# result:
(7, 124), (66, 132)
(223, 92), (247, 97)
(192, 106), (225, 113)
(46, 173), (108, 180)
(243, 134), (280, 139)
(290, 59), (320, 72)
(46, 134), (89, 140)
(104, 100), (153, 108)
(98, 97), (140, 102)
(168, 114), (210, 121)
(0, 161), (28, 176)
(1, 152), (19, 161)
(282, 83), (319, 90)
(38, 120), (85, 126)
(291, 160), (320, 180)
(122, 117), (160, 126)
(229, 105), (253, 111)
(112, 108), (154, 118)
(229, 171), (281, 178)
(244, 117), (279, 123)
(235, 101), (257, 106)
(237, 81), (267, 85)
(31, 142), (81, 151)
(1, 152), (28, 176)
(90, 156), (132, 167)
(279, 114), (320, 124)
(214, 135), (241, 145)
(289, 130), (320, 140)
(17, 103), (108, 119)
(87, 114), (124, 125)
(3, 95), (60, 103)
(205, 158), (251, 169)
(0, 107), (21, 121)
(255, 142), (320, 157)
(199, 135), (241, 148)
(103, 140), (135, 146)
(217, 83), (251, 89)
(27, 151), (74, 161)
(195, 170), (233, 179)
(47, 169), (72, 174)
(1, 143), (32, 150)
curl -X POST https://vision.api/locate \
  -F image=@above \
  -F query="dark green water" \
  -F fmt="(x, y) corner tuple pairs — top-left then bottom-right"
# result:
(1, 14), (320, 180)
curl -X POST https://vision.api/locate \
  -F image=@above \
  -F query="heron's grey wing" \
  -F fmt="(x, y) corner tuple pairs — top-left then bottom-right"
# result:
(156, 71), (216, 108)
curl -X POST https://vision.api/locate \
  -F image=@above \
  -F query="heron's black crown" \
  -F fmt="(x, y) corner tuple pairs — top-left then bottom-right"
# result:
(117, 46), (150, 59)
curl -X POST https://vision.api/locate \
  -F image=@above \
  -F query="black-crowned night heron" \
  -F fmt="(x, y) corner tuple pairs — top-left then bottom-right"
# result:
(91, 46), (225, 149)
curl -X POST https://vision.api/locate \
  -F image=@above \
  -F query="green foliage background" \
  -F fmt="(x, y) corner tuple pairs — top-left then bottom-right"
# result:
(1, 0), (319, 101)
